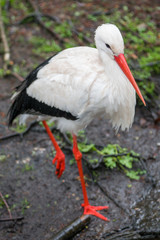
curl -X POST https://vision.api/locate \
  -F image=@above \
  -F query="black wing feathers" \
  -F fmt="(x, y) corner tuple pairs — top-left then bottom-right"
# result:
(25, 55), (54, 88)
(15, 55), (54, 93)
(8, 54), (78, 125)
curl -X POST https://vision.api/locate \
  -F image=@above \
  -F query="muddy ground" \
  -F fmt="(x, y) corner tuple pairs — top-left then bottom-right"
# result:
(0, 0), (160, 240)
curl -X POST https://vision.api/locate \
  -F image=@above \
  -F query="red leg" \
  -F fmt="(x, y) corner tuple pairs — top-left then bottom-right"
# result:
(72, 135), (109, 221)
(42, 121), (65, 178)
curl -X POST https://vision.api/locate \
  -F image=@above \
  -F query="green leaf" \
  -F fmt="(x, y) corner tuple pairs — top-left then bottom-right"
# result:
(0, 69), (5, 77)
(127, 169), (147, 180)
(11, 120), (26, 133)
(69, 158), (76, 165)
(119, 155), (133, 169)
(126, 170), (140, 180)
(130, 150), (140, 157)
(89, 158), (98, 164)
(78, 143), (96, 153)
(103, 157), (117, 169)
(0, 154), (7, 162)
(22, 164), (34, 172)
(54, 21), (72, 38)
(100, 144), (118, 155)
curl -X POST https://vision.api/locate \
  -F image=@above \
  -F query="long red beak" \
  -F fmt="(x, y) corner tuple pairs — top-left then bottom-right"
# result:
(114, 53), (146, 106)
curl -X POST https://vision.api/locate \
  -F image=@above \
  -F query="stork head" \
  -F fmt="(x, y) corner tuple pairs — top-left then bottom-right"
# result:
(95, 24), (146, 106)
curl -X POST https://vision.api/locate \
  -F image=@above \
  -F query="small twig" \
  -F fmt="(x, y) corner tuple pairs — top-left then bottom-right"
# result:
(68, 20), (92, 45)
(0, 192), (12, 219)
(85, 155), (103, 169)
(42, 14), (61, 24)
(0, 4), (10, 69)
(92, 9), (115, 16)
(138, 157), (157, 187)
(15, 12), (61, 25)
(0, 5), (26, 81)
(0, 216), (24, 222)
(9, 72), (24, 82)
(4, 0), (11, 11)
(0, 131), (23, 141)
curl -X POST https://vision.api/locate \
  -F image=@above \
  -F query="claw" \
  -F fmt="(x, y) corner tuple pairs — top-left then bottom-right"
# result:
(82, 204), (109, 221)
(52, 151), (65, 178)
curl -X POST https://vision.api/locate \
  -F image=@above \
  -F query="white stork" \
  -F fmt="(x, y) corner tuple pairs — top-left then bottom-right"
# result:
(8, 24), (146, 221)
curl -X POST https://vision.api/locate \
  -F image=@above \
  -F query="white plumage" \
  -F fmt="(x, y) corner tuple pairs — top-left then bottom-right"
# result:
(18, 24), (138, 133)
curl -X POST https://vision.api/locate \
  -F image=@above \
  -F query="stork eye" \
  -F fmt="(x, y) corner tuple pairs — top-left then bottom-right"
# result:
(105, 43), (111, 49)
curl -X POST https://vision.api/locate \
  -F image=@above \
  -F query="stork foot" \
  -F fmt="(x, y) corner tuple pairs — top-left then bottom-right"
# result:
(52, 151), (65, 178)
(82, 203), (109, 221)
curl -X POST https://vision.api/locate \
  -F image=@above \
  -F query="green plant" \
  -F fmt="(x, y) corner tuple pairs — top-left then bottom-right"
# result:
(22, 163), (34, 172)
(78, 142), (96, 153)
(73, 137), (145, 180)
(69, 158), (76, 165)
(0, 154), (7, 162)
(29, 36), (62, 56)
(66, 129), (145, 180)
(11, 118), (27, 133)
(126, 169), (146, 180)
(54, 21), (72, 38)
(21, 198), (31, 214)
(0, 194), (10, 209)
(0, 68), (5, 77)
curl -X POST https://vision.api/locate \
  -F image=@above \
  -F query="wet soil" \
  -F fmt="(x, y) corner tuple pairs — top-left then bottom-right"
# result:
(0, 0), (160, 239)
